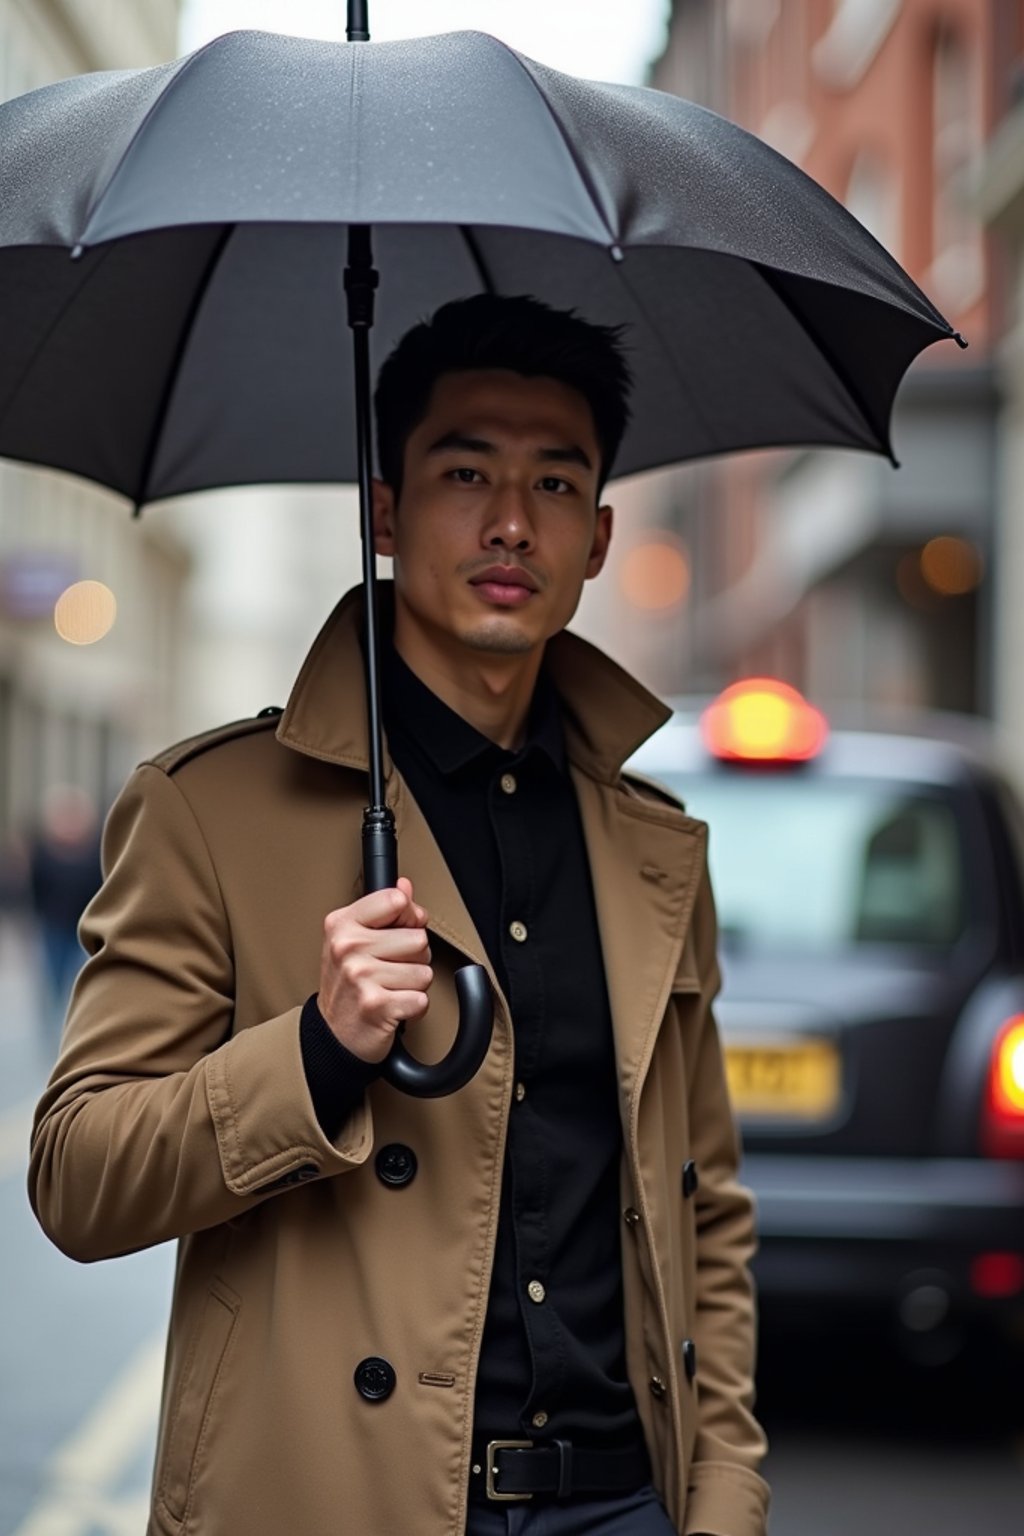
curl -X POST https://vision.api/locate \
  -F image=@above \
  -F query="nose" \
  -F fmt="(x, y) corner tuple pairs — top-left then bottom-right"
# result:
(482, 483), (536, 552)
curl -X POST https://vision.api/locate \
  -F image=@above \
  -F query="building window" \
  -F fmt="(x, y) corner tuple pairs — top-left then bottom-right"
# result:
(930, 20), (983, 312)
(812, 0), (902, 90)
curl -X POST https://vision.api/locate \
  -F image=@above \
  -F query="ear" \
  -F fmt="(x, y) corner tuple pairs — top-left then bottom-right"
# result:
(372, 478), (397, 557)
(585, 503), (613, 581)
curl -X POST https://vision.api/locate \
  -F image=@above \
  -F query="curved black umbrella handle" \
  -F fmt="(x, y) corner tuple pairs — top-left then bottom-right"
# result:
(383, 964), (493, 1099)
(363, 810), (493, 1098)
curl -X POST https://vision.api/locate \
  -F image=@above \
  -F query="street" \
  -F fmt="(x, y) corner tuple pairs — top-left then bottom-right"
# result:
(1, 928), (1021, 1536)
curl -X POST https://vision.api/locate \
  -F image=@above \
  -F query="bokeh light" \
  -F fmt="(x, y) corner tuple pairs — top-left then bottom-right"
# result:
(54, 580), (117, 644)
(620, 537), (691, 611)
(919, 535), (983, 596)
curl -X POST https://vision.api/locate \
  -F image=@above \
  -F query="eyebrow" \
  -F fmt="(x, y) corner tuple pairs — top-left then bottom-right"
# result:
(426, 430), (593, 471)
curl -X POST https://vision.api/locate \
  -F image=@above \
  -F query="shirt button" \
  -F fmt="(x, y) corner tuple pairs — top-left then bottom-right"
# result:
(500, 773), (518, 795)
(515, 1082), (526, 1102)
(531, 1410), (549, 1429)
(649, 1375), (667, 1400)
(527, 1279), (546, 1304)
(509, 920), (528, 943)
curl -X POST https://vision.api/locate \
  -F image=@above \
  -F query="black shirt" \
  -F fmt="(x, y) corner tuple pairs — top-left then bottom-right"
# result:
(301, 643), (646, 1454)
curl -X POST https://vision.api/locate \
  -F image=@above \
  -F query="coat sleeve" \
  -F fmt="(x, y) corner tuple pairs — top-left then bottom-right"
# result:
(683, 855), (770, 1536)
(28, 763), (374, 1264)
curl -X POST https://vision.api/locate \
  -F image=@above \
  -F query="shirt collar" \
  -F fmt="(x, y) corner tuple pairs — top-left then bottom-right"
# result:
(383, 638), (566, 779)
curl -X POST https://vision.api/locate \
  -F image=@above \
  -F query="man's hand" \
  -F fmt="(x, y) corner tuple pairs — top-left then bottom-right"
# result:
(317, 877), (432, 1063)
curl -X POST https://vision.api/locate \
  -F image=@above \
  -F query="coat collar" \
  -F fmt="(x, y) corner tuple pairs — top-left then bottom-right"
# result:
(276, 582), (671, 784)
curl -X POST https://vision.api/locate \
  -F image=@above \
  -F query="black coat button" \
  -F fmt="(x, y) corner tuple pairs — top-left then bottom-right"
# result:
(256, 705), (282, 718)
(682, 1160), (699, 1199)
(682, 1339), (698, 1382)
(354, 1357), (396, 1401)
(375, 1143), (418, 1188)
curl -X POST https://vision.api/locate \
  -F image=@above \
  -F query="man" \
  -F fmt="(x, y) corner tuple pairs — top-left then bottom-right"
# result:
(29, 296), (769, 1536)
(26, 784), (102, 1044)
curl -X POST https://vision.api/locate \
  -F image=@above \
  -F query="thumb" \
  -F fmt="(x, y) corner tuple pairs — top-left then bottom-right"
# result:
(396, 875), (428, 928)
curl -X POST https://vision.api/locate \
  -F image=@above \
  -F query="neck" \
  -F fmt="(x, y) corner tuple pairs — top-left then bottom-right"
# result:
(392, 607), (544, 751)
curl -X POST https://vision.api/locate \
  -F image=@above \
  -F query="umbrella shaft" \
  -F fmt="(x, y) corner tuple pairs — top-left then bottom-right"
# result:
(346, 2), (370, 42)
(345, 225), (386, 818)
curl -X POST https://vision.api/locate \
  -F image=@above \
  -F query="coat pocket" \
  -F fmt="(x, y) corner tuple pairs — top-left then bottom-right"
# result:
(156, 1277), (241, 1526)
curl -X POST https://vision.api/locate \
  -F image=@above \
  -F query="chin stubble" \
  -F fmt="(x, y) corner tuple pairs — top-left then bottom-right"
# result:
(460, 622), (536, 655)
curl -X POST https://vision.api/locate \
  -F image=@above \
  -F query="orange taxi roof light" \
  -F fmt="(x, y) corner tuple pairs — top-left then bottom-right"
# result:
(701, 678), (829, 764)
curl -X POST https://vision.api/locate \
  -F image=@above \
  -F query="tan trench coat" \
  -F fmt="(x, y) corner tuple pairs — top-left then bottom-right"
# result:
(29, 587), (769, 1536)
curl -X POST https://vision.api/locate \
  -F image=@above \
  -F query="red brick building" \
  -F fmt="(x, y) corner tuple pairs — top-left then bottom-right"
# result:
(589, 1), (1024, 716)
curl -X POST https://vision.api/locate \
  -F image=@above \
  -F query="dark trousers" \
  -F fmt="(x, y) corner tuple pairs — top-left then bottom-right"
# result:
(465, 1485), (677, 1535)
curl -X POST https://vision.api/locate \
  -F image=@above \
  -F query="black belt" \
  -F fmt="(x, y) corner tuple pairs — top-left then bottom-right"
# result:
(470, 1439), (650, 1502)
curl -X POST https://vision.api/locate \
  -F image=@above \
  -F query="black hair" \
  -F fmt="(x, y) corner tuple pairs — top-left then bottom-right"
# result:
(373, 294), (632, 499)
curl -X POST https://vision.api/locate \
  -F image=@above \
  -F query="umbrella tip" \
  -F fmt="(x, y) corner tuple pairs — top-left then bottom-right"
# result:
(70, 244), (84, 262)
(953, 330), (968, 350)
(131, 501), (144, 520)
(609, 245), (624, 264)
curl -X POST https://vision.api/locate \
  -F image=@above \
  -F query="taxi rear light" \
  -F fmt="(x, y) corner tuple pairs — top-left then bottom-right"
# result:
(981, 1016), (1024, 1159)
(969, 1252), (1024, 1299)
(700, 678), (829, 764)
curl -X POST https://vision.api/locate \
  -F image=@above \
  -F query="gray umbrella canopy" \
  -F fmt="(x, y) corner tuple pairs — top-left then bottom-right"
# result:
(0, 28), (958, 505)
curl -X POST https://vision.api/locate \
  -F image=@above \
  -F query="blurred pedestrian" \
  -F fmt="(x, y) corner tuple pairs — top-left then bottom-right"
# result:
(27, 784), (101, 1040)
(29, 298), (767, 1536)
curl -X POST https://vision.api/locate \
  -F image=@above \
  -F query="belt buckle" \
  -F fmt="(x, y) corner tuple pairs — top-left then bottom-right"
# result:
(485, 1439), (533, 1501)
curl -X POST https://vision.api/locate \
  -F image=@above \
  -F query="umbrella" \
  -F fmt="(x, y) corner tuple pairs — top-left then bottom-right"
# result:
(0, 4), (961, 1095)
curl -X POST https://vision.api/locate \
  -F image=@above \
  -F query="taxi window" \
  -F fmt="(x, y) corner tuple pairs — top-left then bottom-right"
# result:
(659, 775), (965, 952)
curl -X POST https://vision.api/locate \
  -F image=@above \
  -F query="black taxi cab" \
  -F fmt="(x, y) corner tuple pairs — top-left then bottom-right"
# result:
(628, 679), (1024, 1357)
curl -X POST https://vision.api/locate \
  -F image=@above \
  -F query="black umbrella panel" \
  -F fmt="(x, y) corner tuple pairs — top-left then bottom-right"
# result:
(0, 16), (963, 1095)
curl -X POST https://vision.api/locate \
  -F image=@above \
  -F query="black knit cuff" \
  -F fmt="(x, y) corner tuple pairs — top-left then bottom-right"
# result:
(299, 994), (384, 1142)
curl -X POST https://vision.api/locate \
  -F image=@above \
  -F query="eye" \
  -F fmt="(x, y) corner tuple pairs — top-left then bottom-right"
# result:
(448, 467), (484, 485)
(539, 476), (573, 495)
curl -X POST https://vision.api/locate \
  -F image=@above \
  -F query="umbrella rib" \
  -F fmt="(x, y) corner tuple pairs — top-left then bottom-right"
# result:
(459, 228), (496, 294)
(132, 223), (237, 513)
(750, 262), (896, 464)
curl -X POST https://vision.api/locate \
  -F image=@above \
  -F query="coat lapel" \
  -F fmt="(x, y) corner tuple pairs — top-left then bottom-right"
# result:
(572, 768), (707, 1117)
(390, 769), (493, 980)
(276, 581), (702, 1096)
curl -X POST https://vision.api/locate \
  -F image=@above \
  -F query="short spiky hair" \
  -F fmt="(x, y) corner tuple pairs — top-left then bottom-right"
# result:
(374, 294), (632, 499)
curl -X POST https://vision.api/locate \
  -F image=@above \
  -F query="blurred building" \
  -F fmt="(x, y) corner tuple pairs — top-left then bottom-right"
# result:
(578, 0), (1018, 727)
(0, 0), (188, 845)
(977, 10), (1024, 789)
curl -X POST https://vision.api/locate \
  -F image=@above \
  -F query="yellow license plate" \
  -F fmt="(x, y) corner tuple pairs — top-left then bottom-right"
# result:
(724, 1038), (840, 1120)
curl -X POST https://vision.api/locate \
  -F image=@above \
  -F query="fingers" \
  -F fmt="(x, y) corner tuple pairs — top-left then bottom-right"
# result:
(351, 882), (428, 931)
(316, 881), (434, 1062)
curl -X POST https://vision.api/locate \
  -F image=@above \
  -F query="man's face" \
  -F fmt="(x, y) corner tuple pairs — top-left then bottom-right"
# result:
(373, 369), (612, 658)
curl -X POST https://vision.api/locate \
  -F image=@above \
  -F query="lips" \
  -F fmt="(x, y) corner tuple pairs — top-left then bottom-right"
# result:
(468, 565), (539, 609)
(468, 565), (539, 592)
